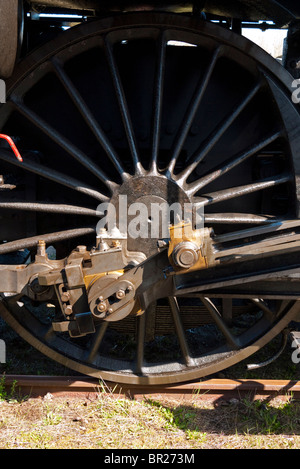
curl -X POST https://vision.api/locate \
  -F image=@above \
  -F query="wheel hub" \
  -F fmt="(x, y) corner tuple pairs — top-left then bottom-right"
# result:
(109, 174), (191, 256)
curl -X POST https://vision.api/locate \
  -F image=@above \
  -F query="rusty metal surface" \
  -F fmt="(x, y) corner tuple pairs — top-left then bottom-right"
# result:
(3, 374), (300, 401)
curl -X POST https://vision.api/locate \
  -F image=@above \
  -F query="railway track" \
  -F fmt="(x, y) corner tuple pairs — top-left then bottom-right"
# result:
(2, 375), (300, 402)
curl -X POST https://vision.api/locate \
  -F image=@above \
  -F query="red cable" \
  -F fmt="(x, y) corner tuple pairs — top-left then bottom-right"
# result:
(0, 134), (23, 162)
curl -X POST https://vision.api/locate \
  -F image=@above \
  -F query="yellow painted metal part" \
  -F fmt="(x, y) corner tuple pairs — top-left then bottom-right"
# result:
(82, 222), (210, 319)
(168, 222), (209, 272)
(83, 270), (124, 290)
(83, 269), (143, 316)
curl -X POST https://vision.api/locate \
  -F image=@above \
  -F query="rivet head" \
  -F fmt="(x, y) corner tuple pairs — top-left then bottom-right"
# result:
(116, 289), (125, 299)
(97, 302), (107, 312)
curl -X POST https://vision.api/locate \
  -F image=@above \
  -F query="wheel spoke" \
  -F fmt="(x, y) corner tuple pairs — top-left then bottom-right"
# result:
(194, 173), (291, 208)
(87, 322), (109, 363)
(222, 298), (233, 326)
(187, 130), (282, 196)
(0, 149), (108, 202)
(201, 297), (239, 349)
(104, 36), (143, 175)
(168, 296), (195, 366)
(251, 298), (274, 321)
(135, 313), (146, 374)
(177, 81), (262, 183)
(10, 96), (117, 193)
(150, 31), (167, 172)
(167, 46), (221, 175)
(0, 227), (95, 254)
(51, 58), (128, 181)
(0, 201), (98, 216)
(204, 213), (281, 225)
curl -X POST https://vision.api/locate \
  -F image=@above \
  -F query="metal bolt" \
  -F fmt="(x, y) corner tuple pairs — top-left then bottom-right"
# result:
(116, 289), (125, 299)
(97, 302), (107, 313)
(37, 240), (46, 256)
(61, 291), (70, 302)
(98, 238), (110, 252)
(108, 308), (114, 314)
(64, 304), (73, 316)
(172, 241), (199, 269)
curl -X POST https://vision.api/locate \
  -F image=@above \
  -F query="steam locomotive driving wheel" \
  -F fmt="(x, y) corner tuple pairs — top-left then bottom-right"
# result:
(1, 12), (300, 384)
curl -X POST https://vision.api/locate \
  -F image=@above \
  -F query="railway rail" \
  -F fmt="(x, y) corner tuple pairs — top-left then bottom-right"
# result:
(2, 1), (300, 389)
(3, 374), (300, 401)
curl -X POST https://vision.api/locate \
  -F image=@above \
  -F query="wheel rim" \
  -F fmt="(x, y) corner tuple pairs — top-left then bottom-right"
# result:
(0, 13), (300, 384)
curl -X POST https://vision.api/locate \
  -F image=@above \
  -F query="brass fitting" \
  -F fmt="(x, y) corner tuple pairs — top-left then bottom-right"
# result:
(168, 222), (209, 272)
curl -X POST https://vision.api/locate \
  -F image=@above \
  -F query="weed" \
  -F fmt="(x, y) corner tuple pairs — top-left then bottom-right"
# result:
(240, 396), (297, 435)
(186, 429), (207, 442)
(19, 430), (53, 449)
(43, 404), (62, 426)
(0, 375), (18, 402)
(145, 398), (201, 439)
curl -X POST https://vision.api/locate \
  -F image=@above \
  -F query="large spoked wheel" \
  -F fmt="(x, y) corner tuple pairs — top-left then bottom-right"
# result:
(0, 13), (300, 385)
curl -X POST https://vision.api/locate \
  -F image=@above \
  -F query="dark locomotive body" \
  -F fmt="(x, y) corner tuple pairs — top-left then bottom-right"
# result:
(2, 1), (300, 79)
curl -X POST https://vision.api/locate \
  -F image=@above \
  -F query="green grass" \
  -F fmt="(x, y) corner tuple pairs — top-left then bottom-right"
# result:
(1, 384), (300, 448)
(240, 395), (297, 435)
(0, 375), (18, 402)
(2, 312), (300, 448)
